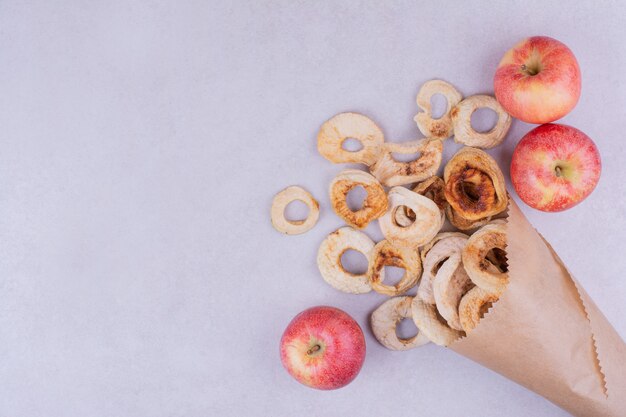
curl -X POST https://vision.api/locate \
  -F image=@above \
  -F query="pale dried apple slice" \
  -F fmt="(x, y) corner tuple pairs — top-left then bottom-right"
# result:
(317, 227), (374, 294)
(414, 80), (463, 139)
(379, 187), (443, 248)
(451, 95), (512, 149)
(329, 169), (388, 229)
(270, 186), (320, 235)
(370, 138), (443, 187)
(433, 253), (474, 331)
(458, 286), (499, 333)
(317, 112), (384, 165)
(411, 297), (464, 346)
(371, 296), (430, 350)
(418, 232), (468, 304)
(368, 240), (422, 296)
(462, 221), (508, 295)
(394, 176), (448, 227)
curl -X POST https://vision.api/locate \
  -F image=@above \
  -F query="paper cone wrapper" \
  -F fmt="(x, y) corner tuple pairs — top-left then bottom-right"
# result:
(450, 200), (626, 416)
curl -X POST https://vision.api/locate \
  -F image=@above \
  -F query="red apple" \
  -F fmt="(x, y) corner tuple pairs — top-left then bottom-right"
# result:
(279, 306), (365, 390)
(494, 36), (581, 124)
(510, 124), (601, 212)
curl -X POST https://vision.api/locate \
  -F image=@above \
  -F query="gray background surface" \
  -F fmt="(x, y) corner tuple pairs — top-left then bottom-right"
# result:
(1, 1), (625, 416)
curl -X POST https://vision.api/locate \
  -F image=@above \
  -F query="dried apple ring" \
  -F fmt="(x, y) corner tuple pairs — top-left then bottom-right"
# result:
(270, 186), (320, 235)
(459, 286), (499, 333)
(433, 253), (474, 331)
(368, 240), (422, 296)
(411, 297), (464, 346)
(317, 227), (374, 294)
(417, 232), (468, 304)
(371, 296), (430, 350)
(329, 169), (388, 229)
(451, 95), (512, 149)
(445, 205), (491, 231)
(444, 147), (508, 221)
(370, 138), (443, 187)
(317, 112), (384, 165)
(379, 187), (443, 248)
(462, 221), (508, 295)
(414, 80), (463, 139)
(394, 176), (447, 227)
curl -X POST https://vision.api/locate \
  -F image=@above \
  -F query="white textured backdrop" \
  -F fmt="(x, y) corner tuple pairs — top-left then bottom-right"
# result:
(0, 1), (624, 416)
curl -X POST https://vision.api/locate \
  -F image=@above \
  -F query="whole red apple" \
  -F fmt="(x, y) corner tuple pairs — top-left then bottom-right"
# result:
(279, 306), (365, 390)
(511, 124), (601, 212)
(494, 36), (581, 124)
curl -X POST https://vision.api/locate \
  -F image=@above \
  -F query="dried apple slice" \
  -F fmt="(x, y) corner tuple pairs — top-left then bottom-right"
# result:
(270, 186), (320, 235)
(451, 95), (512, 149)
(371, 296), (430, 350)
(432, 253), (474, 331)
(329, 169), (388, 229)
(370, 138), (443, 187)
(411, 297), (464, 346)
(462, 221), (508, 295)
(418, 232), (468, 304)
(414, 80), (463, 139)
(368, 240), (422, 296)
(458, 286), (499, 333)
(317, 112), (384, 165)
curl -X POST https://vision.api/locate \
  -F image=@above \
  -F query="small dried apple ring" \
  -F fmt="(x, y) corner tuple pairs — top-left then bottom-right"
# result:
(433, 253), (474, 331)
(368, 240), (422, 296)
(459, 286), (500, 333)
(317, 112), (384, 166)
(417, 232), (468, 304)
(445, 205), (491, 231)
(317, 227), (374, 294)
(329, 169), (388, 229)
(411, 297), (464, 346)
(394, 176), (447, 227)
(371, 296), (430, 350)
(444, 147), (508, 221)
(379, 187), (443, 248)
(370, 138), (443, 187)
(451, 95), (512, 149)
(414, 80), (463, 139)
(270, 186), (320, 235)
(462, 221), (508, 295)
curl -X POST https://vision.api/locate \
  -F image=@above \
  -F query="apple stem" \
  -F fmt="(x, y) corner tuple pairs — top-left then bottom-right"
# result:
(307, 345), (321, 355)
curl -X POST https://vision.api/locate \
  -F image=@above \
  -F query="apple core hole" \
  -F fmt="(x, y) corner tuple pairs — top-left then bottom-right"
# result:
(346, 185), (367, 212)
(341, 137), (363, 152)
(470, 107), (498, 133)
(284, 199), (309, 222)
(393, 205), (416, 228)
(340, 249), (369, 275)
(485, 248), (508, 273)
(462, 181), (481, 201)
(396, 317), (419, 340)
(383, 265), (406, 286)
(430, 93), (448, 119)
(391, 150), (423, 162)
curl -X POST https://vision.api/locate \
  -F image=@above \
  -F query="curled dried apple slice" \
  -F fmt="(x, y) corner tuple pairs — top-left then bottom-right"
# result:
(411, 297), (464, 346)
(329, 169), (388, 229)
(445, 205), (492, 231)
(317, 112), (384, 166)
(395, 176), (448, 228)
(270, 186), (320, 235)
(444, 147), (508, 220)
(458, 286), (500, 333)
(451, 95), (512, 149)
(368, 240), (422, 296)
(317, 227), (374, 294)
(379, 187), (443, 248)
(370, 296), (430, 350)
(462, 221), (508, 295)
(432, 253), (474, 331)
(370, 138), (443, 187)
(414, 80), (463, 139)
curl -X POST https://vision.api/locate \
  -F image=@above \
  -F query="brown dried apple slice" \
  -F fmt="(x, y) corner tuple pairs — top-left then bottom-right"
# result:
(370, 138), (443, 187)
(458, 286), (499, 333)
(317, 227), (374, 294)
(370, 296), (430, 350)
(414, 80), (463, 139)
(451, 95), (512, 149)
(317, 112), (384, 165)
(329, 169), (388, 229)
(368, 240), (422, 296)
(270, 186), (320, 235)
(445, 205), (492, 231)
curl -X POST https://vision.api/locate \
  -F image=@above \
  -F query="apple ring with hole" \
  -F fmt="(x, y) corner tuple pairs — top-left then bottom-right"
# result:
(414, 80), (463, 139)
(444, 147), (508, 221)
(317, 227), (374, 294)
(462, 221), (508, 295)
(433, 253), (474, 331)
(411, 297), (464, 346)
(317, 112), (385, 166)
(370, 138), (443, 187)
(379, 187), (443, 248)
(445, 205), (492, 231)
(458, 286), (500, 333)
(417, 232), (469, 304)
(270, 186), (320, 235)
(329, 169), (388, 229)
(370, 296), (430, 350)
(451, 95), (512, 149)
(394, 176), (448, 227)
(368, 240), (422, 296)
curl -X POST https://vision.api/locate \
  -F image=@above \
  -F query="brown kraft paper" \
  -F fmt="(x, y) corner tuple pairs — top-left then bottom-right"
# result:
(450, 199), (626, 417)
